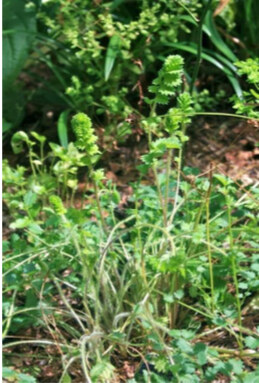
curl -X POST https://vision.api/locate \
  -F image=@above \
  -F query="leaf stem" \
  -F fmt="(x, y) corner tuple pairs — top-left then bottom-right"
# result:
(205, 164), (215, 314)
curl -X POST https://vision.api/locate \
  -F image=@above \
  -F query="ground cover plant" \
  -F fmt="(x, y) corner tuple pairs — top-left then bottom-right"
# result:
(3, 54), (259, 382)
(2, 1), (259, 382)
(4, 0), (259, 140)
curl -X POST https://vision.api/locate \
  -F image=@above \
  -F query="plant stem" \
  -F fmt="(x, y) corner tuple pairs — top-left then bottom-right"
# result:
(93, 180), (108, 234)
(2, 289), (17, 339)
(53, 277), (86, 333)
(205, 164), (215, 314)
(2, 339), (73, 349)
(190, 0), (213, 94)
(168, 147), (182, 226)
(90, 168), (108, 234)
(155, 112), (259, 121)
(28, 147), (37, 177)
(177, 0), (199, 23)
(195, 112), (259, 121)
(165, 149), (173, 226)
(64, 217), (94, 326)
(81, 335), (93, 383)
(211, 347), (259, 358)
(134, 202), (147, 285)
(81, 332), (103, 383)
(153, 163), (167, 226)
(226, 198), (243, 350)
(169, 273), (179, 328)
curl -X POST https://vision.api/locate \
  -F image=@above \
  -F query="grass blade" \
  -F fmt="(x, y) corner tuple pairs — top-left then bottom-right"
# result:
(58, 110), (69, 148)
(104, 35), (121, 81)
(244, 0), (259, 45)
(204, 10), (238, 62)
(165, 42), (242, 97)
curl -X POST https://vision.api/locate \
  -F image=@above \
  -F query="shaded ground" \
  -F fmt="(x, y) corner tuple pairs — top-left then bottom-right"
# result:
(186, 118), (259, 185)
(95, 117), (259, 187)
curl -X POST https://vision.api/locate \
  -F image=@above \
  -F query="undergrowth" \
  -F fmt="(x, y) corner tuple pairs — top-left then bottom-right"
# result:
(3, 56), (259, 382)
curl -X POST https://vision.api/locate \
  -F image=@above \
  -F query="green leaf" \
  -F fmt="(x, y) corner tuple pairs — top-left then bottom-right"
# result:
(2, 118), (13, 134)
(245, 336), (259, 349)
(228, 359), (243, 375)
(10, 217), (32, 229)
(91, 360), (115, 382)
(3, 87), (26, 127)
(24, 191), (37, 207)
(244, 0), (259, 46)
(176, 339), (193, 354)
(3, 0), (36, 90)
(60, 373), (72, 383)
(11, 131), (30, 154)
(28, 223), (44, 235)
(104, 35), (121, 81)
(174, 289), (184, 300)
(204, 10), (238, 62)
(31, 132), (46, 144)
(164, 293), (174, 303)
(194, 343), (207, 366)
(164, 42), (242, 97)
(152, 137), (181, 151)
(2, 367), (16, 379)
(169, 329), (195, 340)
(244, 372), (259, 383)
(148, 332), (164, 351)
(17, 373), (37, 383)
(58, 110), (70, 148)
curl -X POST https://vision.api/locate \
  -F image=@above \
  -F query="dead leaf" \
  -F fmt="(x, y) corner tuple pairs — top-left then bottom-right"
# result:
(214, 0), (231, 16)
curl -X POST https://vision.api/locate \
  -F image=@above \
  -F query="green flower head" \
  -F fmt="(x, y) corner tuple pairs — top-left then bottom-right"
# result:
(49, 195), (67, 216)
(71, 113), (99, 157)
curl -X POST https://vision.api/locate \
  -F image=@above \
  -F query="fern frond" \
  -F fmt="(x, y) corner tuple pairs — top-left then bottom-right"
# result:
(166, 92), (194, 133)
(149, 55), (184, 104)
(177, 92), (193, 115)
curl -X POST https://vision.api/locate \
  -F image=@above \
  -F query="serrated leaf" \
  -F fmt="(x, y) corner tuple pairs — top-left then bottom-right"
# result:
(194, 343), (207, 366)
(228, 359), (243, 374)
(154, 357), (168, 374)
(176, 339), (193, 354)
(245, 336), (259, 349)
(91, 360), (115, 382)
